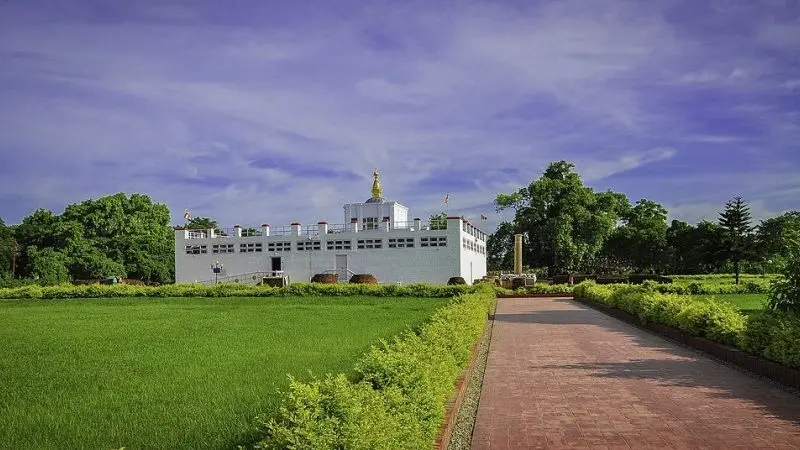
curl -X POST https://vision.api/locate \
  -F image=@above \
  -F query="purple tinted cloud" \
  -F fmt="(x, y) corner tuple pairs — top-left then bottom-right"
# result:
(0, 0), (798, 233)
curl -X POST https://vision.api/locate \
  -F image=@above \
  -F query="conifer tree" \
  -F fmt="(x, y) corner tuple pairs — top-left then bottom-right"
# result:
(718, 196), (755, 284)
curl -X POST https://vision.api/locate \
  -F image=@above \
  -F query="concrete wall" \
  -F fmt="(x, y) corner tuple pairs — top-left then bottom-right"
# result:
(456, 218), (488, 284)
(175, 224), (464, 285)
(342, 201), (409, 228)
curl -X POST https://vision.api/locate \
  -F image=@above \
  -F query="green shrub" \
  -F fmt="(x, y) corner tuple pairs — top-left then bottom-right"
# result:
(739, 310), (800, 368)
(575, 281), (799, 368)
(673, 300), (745, 346)
(646, 280), (770, 295)
(0, 282), (475, 300)
(520, 284), (574, 295)
(256, 374), (412, 449)
(574, 282), (746, 346)
(255, 286), (495, 448)
(766, 244), (800, 314)
(738, 311), (781, 356)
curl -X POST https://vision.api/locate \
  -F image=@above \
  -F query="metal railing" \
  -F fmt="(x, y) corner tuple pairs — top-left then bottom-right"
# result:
(322, 268), (357, 283)
(196, 271), (275, 285)
(183, 221), (453, 239)
(326, 223), (349, 233)
(270, 225), (294, 236)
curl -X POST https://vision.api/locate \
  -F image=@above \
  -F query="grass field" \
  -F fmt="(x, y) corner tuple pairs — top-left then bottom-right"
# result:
(0, 295), (449, 449)
(689, 293), (768, 314)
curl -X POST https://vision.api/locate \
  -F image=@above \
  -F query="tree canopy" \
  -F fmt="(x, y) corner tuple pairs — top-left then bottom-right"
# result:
(718, 196), (756, 284)
(495, 161), (630, 275)
(9, 193), (174, 285)
(488, 161), (788, 279)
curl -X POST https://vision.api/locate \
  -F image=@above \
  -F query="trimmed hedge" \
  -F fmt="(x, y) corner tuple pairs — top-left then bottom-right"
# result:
(447, 277), (466, 285)
(253, 285), (495, 448)
(520, 284), (574, 295)
(0, 282), (476, 300)
(573, 282), (800, 368)
(739, 310), (800, 368)
(646, 280), (770, 295)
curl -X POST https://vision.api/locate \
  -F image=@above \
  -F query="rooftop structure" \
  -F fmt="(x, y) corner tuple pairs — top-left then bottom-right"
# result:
(174, 170), (487, 285)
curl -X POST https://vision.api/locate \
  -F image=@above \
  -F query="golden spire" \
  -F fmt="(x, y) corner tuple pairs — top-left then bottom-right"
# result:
(371, 168), (383, 198)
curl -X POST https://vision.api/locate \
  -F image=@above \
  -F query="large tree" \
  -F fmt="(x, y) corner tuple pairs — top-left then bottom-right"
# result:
(186, 217), (219, 230)
(718, 196), (756, 284)
(755, 211), (800, 271)
(495, 161), (630, 275)
(665, 220), (727, 274)
(13, 193), (175, 284)
(601, 199), (668, 273)
(0, 218), (14, 277)
(27, 246), (70, 285)
(428, 213), (447, 230)
(486, 221), (516, 271)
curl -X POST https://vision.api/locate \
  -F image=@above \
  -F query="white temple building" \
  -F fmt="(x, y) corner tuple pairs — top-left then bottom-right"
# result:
(174, 170), (487, 285)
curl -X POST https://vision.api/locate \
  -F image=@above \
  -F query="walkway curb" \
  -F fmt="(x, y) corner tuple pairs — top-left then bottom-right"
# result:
(574, 297), (800, 391)
(435, 311), (494, 449)
(496, 293), (575, 298)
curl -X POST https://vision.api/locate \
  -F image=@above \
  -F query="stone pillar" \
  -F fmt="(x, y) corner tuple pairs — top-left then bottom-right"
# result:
(209, 228), (216, 238)
(262, 224), (270, 236)
(382, 217), (390, 232)
(350, 218), (359, 233)
(514, 233), (523, 275)
(291, 223), (301, 237)
(318, 221), (328, 234)
(234, 225), (242, 237)
(413, 217), (422, 231)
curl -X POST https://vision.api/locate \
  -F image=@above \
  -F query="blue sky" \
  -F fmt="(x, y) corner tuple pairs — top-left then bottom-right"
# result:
(1, 0), (798, 233)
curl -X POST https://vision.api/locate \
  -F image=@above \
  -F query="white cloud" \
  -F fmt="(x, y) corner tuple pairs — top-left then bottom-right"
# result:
(1, 1), (798, 233)
(579, 147), (678, 182)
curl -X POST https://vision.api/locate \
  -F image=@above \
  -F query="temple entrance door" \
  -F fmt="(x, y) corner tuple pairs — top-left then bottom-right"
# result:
(271, 257), (282, 276)
(335, 254), (348, 282)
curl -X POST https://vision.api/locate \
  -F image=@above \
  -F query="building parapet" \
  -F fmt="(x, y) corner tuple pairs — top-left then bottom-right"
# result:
(175, 216), (487, 241)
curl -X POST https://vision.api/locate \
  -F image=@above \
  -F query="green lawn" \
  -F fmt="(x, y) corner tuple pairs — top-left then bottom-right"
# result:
(0, 296), (449, 449)
(689, 293), (768, 314)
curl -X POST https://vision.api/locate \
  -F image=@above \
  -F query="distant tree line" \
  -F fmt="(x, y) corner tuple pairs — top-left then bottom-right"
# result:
(1, 165), (796, 286)
(0, 193), (175, 286)
(489, 161), (799, 283)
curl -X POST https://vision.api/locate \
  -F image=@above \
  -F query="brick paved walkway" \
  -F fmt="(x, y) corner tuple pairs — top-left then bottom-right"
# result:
(471, 297), (800, 449)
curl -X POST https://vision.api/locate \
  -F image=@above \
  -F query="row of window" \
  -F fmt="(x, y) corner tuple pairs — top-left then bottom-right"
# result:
(185, 237), (448, 255)
(462, 238), (486, 255)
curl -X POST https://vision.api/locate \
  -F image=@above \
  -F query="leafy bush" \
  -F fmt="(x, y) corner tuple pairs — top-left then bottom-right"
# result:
(576, 281), (798, 368)
(0, 282), (476, 300)
(519, 283), (574, 295)
(254, 286), (495, 448)
(575, 282), (746, 345)
(738, 310), (800, 368)
(28, 247), (70, 286)
(674, 301), (745, 345)
(643, 280), (769, 295)
(766, 240), (800, 314)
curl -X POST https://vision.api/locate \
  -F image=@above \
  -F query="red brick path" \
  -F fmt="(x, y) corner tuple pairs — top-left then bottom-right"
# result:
(471, 297), (800, 449)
